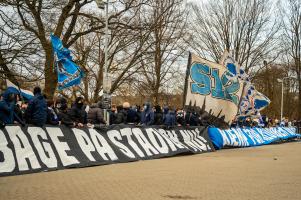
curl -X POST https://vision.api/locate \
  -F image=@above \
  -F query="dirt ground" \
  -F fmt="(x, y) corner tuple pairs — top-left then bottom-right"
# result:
(0, 141), (300, 200)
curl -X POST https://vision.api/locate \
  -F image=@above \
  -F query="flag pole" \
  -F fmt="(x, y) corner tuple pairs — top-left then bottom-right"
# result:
(182, 51), (192, 109)
(236, 81), (246, 116)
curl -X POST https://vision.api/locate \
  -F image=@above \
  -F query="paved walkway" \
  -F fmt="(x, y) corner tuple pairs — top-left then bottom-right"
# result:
(1, 141), (301, 200)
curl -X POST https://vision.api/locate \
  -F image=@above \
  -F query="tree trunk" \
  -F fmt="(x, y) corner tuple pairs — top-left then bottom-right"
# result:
(297, 79), (301, 120)
(154, 85), (160, 105)
(83, 75), (89, 103)
(43, 45), (57, 99)
(0, 52), (18, 85)
(93, 52), (104, 102)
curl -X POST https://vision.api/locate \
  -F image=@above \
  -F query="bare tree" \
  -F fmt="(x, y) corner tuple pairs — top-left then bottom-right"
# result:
(70, 12), (153, 103)
(252, 63), (299, 119)
(281, 0), (301, 118)
(187, 0), (279, 74)
(139, 0), (188, 105)
(0, 3), (42, 85)
(1, 0), (148, 99)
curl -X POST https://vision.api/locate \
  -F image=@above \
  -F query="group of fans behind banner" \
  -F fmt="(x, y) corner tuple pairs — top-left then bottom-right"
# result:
(0, 86), (298, 129)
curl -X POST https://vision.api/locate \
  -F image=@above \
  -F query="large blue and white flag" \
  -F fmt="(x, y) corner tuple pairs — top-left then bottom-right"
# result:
(51, 34), (84, 90)
(6, 79), (33, 100)
(220, 51), (270, 116)
(184, 53), (244, 124)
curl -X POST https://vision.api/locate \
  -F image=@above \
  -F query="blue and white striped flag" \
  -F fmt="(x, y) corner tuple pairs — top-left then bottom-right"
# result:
(6, 79), (34, 100)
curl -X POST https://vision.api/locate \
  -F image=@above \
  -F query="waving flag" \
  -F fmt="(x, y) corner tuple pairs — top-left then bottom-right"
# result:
(6, 79), (33, 100)
(51, 34), (84, 90)
(239, 84), (271, 116)
(220, 51), (270, 116)
(220, 51), (250, 82)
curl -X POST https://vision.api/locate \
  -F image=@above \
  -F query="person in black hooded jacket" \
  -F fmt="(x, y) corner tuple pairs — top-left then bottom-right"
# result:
(154, 105), (163, 125)
(114, 105), (127, 124)
(25, 86), (47, 126)
(87, 102), (106, 125)
(68, 96), (87, 127)
(56, 97), (75, 127)
(185, 110), (200, 126)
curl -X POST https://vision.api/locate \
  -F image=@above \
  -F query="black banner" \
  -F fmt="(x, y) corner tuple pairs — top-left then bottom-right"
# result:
(0, 125), (214, 176)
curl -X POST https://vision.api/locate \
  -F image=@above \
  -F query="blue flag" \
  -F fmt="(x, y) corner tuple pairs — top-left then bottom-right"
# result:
(51, 34), (84, 90)
(6, 79), (34, 101)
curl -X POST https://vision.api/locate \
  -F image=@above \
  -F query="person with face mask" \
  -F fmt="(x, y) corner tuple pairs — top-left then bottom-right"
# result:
(25, 86), (47, 126)
(68, 96), (87, 127)
(55, 97), (76, 127)
(140, 102), (154, 126)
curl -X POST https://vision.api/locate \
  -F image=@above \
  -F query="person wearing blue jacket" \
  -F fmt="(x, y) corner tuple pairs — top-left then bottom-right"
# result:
(162, 106), (169, 123)
(0, 88), (25, 126)
(164, 109), (176, 127)
(0, 90), (16, 125)
(25, 86), (47, 126)
(140, 102), (154, 125)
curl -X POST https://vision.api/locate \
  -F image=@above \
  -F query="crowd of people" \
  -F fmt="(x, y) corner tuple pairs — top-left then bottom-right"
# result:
(1, 86), (300, 130)
(231, 115), (300, 129)
(0, 86), (202, 128)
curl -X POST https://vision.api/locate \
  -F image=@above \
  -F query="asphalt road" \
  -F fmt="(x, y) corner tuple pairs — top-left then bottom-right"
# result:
(1, 141), (300, 200)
